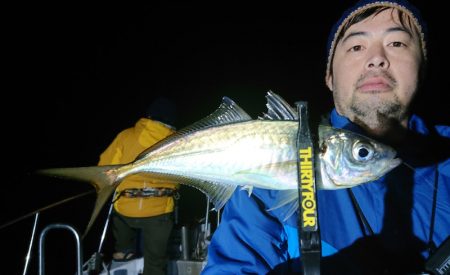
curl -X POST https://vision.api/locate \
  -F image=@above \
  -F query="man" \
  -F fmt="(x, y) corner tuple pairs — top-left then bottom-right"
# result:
(98, 97), (179, 275)
(202, 0), (450, 274)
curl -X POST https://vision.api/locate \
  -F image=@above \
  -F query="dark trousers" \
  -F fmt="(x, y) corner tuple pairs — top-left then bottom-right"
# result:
(112, 211), (174, 275)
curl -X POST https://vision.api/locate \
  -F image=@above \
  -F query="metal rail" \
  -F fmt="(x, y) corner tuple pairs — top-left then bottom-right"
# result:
(38, 223), (83, 275)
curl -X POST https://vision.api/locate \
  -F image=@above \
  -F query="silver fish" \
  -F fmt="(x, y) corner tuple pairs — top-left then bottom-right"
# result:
(38, 91), (401, 235)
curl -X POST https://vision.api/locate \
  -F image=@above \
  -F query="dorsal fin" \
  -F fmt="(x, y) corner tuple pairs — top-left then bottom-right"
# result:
(177, 96), (252, 134)
(260, 90), (298, 121)
(136, 96), (252, 160)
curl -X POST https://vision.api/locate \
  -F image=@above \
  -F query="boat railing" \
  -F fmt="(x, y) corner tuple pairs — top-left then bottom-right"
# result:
(38, 223), (83, 275)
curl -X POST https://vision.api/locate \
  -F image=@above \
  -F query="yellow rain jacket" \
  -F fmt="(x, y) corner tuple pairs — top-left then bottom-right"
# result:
(98, 118), (178, 218)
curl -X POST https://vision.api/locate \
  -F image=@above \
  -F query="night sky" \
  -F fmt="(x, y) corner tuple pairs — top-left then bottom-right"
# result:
(3, 1), (448, 274)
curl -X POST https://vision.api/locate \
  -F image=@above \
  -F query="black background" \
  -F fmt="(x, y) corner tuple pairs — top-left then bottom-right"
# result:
(2, 1), (448, 274)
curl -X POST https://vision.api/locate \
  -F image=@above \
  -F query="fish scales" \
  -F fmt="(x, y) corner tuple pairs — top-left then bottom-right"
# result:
(120, 120), (299, 191)
(36, 91), (401, 236)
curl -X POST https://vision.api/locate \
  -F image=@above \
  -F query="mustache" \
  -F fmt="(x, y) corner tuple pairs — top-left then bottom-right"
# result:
(355, 71), (397, 89)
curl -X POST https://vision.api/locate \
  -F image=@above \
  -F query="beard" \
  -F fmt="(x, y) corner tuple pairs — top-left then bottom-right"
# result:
(335, 70), (410, 133)
(333, 87), (410, 136)
(349, 94), (407, 130)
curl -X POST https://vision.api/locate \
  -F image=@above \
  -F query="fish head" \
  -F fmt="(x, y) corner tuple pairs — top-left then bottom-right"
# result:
(318, 125), (402, 189)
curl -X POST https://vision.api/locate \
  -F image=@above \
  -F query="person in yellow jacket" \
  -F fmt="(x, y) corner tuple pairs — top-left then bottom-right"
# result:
(98, 97), (179, 275)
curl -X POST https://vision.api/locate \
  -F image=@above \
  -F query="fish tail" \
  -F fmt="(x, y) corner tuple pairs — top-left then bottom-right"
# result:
(37, 165), (121, 237)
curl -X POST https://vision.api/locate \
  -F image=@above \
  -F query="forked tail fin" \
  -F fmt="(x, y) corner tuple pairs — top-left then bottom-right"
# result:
(37, 165), (122, 237)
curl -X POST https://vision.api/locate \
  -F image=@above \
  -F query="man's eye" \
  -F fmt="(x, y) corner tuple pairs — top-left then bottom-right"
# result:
(390, 41), (406, 47)
(349, 45), (363, 52)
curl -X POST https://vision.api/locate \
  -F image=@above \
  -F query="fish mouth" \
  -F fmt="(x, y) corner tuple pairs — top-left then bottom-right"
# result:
(386, 157), (402, 171)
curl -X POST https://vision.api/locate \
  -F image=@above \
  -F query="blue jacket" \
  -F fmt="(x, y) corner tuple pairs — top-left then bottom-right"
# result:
(202, 110), (450, 274)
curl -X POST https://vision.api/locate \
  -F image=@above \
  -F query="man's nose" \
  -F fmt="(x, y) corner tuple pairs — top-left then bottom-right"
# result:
(366, 46), (390, 69)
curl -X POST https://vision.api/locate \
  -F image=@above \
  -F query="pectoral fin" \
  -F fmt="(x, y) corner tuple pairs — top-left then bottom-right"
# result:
(267, 190), (299, 221)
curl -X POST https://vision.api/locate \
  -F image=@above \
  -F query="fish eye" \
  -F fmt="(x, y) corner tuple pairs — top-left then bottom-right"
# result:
(352, 142), (374, 162)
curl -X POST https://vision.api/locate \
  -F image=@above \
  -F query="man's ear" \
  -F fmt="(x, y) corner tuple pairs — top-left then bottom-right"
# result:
(325, 73), (333, 91)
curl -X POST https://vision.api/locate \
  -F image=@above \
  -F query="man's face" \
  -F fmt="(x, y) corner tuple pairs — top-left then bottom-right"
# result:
(326, 8), (422, 130)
